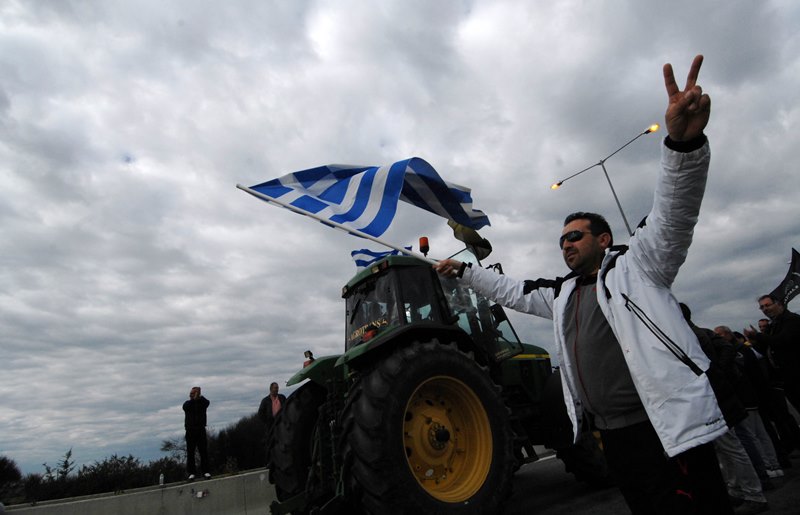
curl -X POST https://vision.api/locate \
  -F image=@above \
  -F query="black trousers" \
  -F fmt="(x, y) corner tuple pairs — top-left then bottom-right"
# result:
(264, 423), (274, 467)
(600, 420), (732, 515)
(783, 380), (800, 420)
(185, 426), (209, 475)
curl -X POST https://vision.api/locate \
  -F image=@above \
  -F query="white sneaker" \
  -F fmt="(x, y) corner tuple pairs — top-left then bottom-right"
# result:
(188, 474), (196, 480)
(203, 472), (211, 479)
(766, 468), (784, 478)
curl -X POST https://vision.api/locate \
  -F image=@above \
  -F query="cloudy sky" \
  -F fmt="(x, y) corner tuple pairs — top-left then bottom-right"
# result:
(1, 0), (798, 475)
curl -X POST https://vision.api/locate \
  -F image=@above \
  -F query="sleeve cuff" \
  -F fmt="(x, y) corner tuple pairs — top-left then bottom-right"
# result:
(664, 133), (707, 153)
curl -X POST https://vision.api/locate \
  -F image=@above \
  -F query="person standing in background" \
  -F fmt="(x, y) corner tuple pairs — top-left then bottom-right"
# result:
(259, 382), (287, 465)
(183, 386), (211, 480)
(746, 295), (800, 414)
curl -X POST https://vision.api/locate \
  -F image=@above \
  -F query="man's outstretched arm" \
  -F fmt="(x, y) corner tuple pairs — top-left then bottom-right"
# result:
(630, 55), (712, 287)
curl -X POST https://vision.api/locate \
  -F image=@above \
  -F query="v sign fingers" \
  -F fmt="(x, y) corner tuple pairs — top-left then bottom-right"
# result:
(664, 55), (710, 142)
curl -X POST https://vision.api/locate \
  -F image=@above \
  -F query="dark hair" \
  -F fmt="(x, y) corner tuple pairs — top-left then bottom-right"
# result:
(758, 294), (782, 306)
(758, 318), (770, 324)
(270, 382), (279, 388)
(564, 212), (613, 246)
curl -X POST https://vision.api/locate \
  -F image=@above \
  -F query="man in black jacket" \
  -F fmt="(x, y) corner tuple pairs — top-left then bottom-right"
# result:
(746, 295), (800, 414)
(258, 382), (286, 430)
(258, 382), (287, 465)
(183, 386), (211, 480)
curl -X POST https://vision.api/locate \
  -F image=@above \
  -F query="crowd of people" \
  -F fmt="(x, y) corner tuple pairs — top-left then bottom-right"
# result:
(682, 300), (800, 513)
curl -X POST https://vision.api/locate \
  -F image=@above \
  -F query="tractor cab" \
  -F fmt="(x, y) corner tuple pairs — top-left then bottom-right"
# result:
(343, 247), (524, 362)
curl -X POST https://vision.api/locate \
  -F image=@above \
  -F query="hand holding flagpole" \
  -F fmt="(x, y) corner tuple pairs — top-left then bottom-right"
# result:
(550, 124), (660, 237)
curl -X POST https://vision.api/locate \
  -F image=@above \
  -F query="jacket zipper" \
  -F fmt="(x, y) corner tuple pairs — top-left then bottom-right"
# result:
(621, 293), (703, 376)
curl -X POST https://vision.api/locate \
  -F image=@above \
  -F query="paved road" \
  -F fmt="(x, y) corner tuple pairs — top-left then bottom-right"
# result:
(506, 452), (800, 514)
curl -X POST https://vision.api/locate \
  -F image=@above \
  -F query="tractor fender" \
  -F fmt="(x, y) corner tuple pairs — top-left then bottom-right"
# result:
(286, 354), (340, 387)
(336, 323), (481, 370)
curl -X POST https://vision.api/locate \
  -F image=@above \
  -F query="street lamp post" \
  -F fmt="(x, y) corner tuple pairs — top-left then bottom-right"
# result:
(551, 124), (660, 237)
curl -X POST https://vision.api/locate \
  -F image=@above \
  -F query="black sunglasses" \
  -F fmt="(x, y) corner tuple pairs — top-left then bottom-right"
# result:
(559, 230), (592, 249)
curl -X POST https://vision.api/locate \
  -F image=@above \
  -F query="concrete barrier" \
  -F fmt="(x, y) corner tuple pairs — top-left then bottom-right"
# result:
(6, 469), (277, 515)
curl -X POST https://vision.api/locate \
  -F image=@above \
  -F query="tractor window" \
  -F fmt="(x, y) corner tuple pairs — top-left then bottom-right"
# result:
(438, 275), (482, 335)
(396, 267), (441, 325)
(438, 248), (524, 361)
(493, 317), (520, 344)
(437, 247), (482, 335)
(345, 274), (400, 350)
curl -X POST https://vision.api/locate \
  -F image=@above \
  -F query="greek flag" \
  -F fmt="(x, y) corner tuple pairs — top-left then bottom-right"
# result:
(246, 157), (490, 238)
(351, 247), (413, 269)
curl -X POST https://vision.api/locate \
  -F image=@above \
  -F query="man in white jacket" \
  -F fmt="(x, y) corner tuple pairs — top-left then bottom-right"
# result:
(436, 55), (732, 514)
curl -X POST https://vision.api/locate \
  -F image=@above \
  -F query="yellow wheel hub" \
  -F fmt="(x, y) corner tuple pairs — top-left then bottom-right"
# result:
(403, 376), (493, 503)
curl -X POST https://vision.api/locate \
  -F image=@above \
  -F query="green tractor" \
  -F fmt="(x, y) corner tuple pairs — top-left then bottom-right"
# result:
(268, 247), (604, 514)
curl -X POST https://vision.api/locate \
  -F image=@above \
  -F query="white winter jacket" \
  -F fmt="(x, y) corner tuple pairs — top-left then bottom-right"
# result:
(464, 140), (727, 457)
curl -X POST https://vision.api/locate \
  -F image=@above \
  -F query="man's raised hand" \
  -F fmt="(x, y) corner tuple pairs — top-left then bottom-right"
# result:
(663, 54), (711, 142)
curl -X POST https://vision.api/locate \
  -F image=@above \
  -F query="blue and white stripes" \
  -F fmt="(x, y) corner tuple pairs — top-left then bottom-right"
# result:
(248, 157), (490, 238)
(350, 247), (412, 269)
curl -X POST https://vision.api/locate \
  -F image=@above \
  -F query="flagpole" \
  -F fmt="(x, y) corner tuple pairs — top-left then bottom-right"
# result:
(236, 184), (438, 265)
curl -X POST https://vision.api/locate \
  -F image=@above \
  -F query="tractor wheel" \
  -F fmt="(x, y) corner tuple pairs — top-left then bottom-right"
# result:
(340, 340), (515, 515)
(269, 381), (327, 503)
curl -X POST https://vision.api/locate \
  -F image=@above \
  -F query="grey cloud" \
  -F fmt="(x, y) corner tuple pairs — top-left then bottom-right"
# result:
(2, 0), (800, 475)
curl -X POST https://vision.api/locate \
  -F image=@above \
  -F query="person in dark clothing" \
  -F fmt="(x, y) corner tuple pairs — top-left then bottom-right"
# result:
(738, 330), (800, 466)
(745, 295), (800, 415)
(258, 382), (286, 465)
(715, 327), (784, 477)
(258, 382), (286, 429)
(678, 305), (745, 425)
(183, 386), (211, 480)
(679, 306), (768, 511)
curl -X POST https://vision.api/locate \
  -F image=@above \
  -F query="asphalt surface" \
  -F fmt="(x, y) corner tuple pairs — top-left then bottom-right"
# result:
(506, 451), (800, 514)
